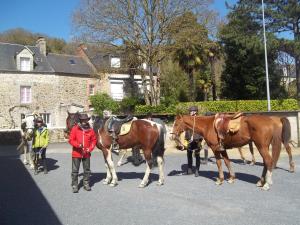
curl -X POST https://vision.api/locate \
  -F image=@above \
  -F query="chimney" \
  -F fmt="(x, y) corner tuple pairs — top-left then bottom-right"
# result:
(36, 37), (46, 56)
(76, 43), (87, 57)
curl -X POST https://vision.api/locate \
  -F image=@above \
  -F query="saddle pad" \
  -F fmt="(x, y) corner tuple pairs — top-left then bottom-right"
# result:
(228, 116), (242, 133)
(119, 119), (136, 136)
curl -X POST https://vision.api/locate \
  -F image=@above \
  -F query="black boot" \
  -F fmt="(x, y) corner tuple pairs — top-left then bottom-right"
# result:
(43, 159), (48, 174)
(184, 150), (193, 175)
(83, 158), (91, 191)
(195, 151), (200, 177)
(71, 173), (79, 193)
(83, 182), (91, 191)
(111, 132), (119, 154)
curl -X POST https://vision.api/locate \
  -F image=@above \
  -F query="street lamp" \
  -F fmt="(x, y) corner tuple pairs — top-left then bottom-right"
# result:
(262, 0), (271, 111)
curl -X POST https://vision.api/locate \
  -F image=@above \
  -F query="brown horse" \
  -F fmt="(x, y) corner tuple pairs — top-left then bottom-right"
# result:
(94, 118), (165, 188)
(64, 111), (80, 139)
(172, 114), (291, 190)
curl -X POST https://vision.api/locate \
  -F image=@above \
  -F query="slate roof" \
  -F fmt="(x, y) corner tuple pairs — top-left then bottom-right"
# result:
(0, 42), (54, 73)
(0, 42), (94, 76)
(47, 53), (94, 76)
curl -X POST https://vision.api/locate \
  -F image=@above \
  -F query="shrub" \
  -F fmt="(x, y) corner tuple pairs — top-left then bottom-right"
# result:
(90, 93), (119, 117)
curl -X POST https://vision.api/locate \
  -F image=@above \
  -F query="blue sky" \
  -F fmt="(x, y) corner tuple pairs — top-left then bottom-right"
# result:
(0, 0), (237, 41)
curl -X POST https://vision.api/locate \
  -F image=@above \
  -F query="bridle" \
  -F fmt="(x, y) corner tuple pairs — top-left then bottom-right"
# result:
(170, 116), (186, 150)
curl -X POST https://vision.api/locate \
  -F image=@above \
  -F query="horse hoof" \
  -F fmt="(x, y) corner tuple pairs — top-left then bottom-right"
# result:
(23, 160), (28, 165)
(30, 165), (35, 170)
(109, 182), (118, 187)
(103, 179), (111, 185)
(138, 183), (147, 188)
(215, 178), (224, 185)
(157, 181), (164, 186)
(117, 163), (122, 167)
(250, 161), (255, 166)
(256, 180), (264, 187)
(261, 183), (270, 191)
(227, 178), (235, 184)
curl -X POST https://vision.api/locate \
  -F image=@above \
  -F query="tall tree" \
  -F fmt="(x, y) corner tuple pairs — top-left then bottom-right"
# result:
(169, 12), (210, 101)
(72, 0), (214, 105)
(219, 1), (286, 100)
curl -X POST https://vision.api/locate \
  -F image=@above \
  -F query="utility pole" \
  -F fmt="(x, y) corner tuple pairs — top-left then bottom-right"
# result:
(262, 0), (271, 111)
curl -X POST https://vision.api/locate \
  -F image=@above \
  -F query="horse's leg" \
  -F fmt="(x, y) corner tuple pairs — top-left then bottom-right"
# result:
(117, 149), (128, 167)
(101, 149), (112, 185)
(258, 147), (273, 191)
(139, 150), (152, 188)
(28, 140), (34, 169)
(284, 143), (295, 173)
(156, 156), (165, 186)
(106, 149), (118, 187)
(249, 142), (256, 166)
(256, 166), (267, 187)
(214, 151), (224, 185)
(238, 147), (247, 164)
(23, 142), (28, 165)
(221, 150), (235, 184)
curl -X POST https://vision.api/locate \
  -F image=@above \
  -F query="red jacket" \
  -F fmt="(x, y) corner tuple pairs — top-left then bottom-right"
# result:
(69, 124), (97, 158)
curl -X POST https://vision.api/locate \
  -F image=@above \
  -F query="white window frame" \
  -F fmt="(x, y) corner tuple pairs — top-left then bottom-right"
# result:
(40, 113), (51, 127)
(89, 84), (95, 96)
(111, 57), (121, 68)
(20, 86), (32, 104)
(20, 57), (31, 71)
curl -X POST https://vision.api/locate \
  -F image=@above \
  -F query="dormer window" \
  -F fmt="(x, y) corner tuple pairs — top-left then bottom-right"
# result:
(16, 47), (34, 71)
(20, 57), (31, 71)
(111, 57), (120, 68)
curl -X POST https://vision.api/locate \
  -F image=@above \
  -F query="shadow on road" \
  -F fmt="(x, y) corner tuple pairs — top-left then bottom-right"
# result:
(0, 145), (62, 225)
(167, 163), (260, 184)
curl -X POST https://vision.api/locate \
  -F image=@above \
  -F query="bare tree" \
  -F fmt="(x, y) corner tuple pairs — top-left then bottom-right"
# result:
(73, 0), (213, 105)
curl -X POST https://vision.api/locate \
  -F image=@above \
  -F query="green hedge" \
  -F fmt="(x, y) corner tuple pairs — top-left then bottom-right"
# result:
(135, 99), (299, 115)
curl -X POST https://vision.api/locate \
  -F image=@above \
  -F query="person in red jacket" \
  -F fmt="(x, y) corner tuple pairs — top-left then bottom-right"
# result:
(69, 113), (97, 193)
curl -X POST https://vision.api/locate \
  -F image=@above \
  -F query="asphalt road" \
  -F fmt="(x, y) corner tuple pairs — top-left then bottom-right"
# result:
(1, 144), (300, 225)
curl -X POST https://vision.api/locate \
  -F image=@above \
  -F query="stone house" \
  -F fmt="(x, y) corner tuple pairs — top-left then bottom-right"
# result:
(0, 38), (108, 137)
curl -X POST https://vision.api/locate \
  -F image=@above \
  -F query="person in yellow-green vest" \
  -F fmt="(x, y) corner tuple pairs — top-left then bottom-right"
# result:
(32, 116), (49, 175)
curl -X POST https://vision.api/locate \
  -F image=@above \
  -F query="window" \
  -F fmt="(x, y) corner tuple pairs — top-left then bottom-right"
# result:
(20, 86), (31, 104)
(20, 57), (31, 71)
(111, 57), (120, 68)
(69, 59), (76, 65)
(89, 84), (95, 96)
(40, 113), (51, 127)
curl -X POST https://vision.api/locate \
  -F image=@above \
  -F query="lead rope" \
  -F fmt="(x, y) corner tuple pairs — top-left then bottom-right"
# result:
(191, 115), (196, 140)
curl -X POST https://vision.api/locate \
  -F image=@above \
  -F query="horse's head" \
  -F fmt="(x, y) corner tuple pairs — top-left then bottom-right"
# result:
(170, 115), (187, 150)
(64, 111), (80, 138)
(22, 115), (35, 140)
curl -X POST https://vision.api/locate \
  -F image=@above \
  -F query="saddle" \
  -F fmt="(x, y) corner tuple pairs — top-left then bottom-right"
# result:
(106, 115), (134, 135)
(214, 112), (243, 140)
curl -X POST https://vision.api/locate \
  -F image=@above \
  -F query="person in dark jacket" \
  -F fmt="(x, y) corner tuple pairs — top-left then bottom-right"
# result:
(69, 113), (97, 193)
(184, 106), (203, 177)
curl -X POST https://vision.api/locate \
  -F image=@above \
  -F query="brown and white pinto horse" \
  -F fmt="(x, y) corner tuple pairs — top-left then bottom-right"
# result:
(95, 118), (165, 188)
(172, 114), (292, 190)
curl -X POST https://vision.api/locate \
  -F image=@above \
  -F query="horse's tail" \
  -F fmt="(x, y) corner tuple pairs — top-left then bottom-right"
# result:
(272, 117), (291, 168)
(151, 124), (166, 167)
(281, 117), (291, 147)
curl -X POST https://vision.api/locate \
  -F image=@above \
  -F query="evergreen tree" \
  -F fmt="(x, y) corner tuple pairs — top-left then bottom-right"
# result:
(219, 2), (286, 100)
